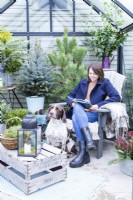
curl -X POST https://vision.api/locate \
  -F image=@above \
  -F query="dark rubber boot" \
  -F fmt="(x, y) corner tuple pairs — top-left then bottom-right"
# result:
(69, 141), (90, 168)
(81, 127), (96, 150)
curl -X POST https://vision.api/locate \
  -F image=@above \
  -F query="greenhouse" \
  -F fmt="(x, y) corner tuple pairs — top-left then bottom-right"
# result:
(0, 1), (133, 199)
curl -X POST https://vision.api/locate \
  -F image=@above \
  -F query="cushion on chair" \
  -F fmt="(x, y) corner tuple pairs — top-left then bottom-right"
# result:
(101, 102), (129, 137)
(104, 70), (126, 99)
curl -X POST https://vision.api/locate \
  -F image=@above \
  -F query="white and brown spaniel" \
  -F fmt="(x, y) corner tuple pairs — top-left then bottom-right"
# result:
(45, 104), (77, 155)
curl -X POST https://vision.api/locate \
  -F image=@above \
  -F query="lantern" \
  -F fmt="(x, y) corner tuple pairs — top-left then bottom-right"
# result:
(17, 112), (41, 157)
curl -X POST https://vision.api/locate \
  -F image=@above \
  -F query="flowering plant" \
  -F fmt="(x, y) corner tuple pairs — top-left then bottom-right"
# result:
(109, 131), (133, 164)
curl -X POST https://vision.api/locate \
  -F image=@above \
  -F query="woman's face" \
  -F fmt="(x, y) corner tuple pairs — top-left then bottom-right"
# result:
(88, 67), (99, 82)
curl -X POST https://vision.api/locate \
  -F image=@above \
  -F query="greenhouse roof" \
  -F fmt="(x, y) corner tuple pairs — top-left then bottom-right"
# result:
(83, 0), (133, 32)
(0, 0), (133, 34)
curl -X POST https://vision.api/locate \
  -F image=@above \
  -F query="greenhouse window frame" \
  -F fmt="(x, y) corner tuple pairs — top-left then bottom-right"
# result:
(0, 0), (16, 14)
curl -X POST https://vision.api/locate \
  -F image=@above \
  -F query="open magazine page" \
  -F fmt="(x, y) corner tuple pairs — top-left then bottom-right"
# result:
(67, 96), (92, 109)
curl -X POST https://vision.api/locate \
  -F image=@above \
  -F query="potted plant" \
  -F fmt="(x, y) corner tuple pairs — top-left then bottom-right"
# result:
(84, 2), (128, 68)
(48, 28), (87, 102)
(0, 109), (33, 150)
(0, 115), (22, 150)
(16, 40), (55, 113)
(109, 131), (133, 176)
(4, 108), (29, 127)
(0, 100), (11, 135)
(0, 26), (28, 86)
(1, 124), (21, 150)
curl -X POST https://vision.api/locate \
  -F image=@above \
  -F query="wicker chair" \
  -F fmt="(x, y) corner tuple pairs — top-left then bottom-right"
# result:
(50, 70), (127, 159)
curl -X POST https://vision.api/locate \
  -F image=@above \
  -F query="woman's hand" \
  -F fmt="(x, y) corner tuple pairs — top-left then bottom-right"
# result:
(85, 104), (98, 112)
(90, 104), (98, 111)
(72, 102), (75, 107)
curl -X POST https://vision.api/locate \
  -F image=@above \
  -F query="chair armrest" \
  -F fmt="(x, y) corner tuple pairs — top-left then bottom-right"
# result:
(97, 108), (110, 113)
(49, 102), (67, 107)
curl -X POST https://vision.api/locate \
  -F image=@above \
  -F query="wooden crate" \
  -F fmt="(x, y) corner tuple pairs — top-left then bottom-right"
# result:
(0, 143), (67, 195)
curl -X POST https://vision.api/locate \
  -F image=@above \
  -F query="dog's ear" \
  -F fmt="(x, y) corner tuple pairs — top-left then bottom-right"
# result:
(46, 106), (52, 121)
(61, 108), (67, 123)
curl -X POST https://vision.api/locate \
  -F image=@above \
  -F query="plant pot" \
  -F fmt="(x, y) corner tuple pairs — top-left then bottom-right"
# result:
(120, 159), (133, 177)
(1, 137), (17, 150)
(102, 56), (110, 69)
(26, 96), (45, 113)
(0, 124), (6, 135)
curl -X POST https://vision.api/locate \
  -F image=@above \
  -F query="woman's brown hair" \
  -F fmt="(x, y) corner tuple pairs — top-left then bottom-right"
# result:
(87, 62), (104, 81)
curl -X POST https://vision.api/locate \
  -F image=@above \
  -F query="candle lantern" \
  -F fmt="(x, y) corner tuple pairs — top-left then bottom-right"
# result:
(17, 112), (42, 157)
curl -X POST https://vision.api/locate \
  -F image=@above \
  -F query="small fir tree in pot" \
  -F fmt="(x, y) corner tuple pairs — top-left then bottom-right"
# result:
(48, 28), (87, 102)
(16, 40), (55, 113)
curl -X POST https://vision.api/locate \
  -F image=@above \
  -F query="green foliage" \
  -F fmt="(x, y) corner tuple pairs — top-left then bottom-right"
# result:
(48, 28), (87, 102)
(5, 109), (29, 127)
(0, 26), (29, 74)
(16, 40), (55, 97)
(0, 100), (11, 124)
(3, 125), (21, 138)
(83, 2), (128, 58)
(51, 64), (86, 101)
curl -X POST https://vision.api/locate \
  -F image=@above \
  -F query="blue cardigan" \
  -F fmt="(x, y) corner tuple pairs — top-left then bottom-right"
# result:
(66, 78), (120, 119)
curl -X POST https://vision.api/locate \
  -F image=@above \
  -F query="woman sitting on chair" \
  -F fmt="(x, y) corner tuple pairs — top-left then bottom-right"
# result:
(66, 62), (120, 168)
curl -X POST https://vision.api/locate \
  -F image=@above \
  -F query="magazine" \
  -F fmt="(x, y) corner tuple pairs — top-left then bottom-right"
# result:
(67, 96), (92, 109)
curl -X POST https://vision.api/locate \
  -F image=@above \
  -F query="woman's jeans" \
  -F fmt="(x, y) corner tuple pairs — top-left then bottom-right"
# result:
(72, 103), (98, 141)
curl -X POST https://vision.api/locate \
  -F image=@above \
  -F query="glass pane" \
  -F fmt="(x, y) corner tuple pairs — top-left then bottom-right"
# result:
(52, 0), (73, 32)
(30, 1), (50, 32)
(75, 0), (100, 32)
(32, 0), (69, 11)
(122, 30), (133, 129)
(118, 0), (133, 14)
(52, 0), (68, 10)
(30, 36), (57, 53)
(31, 0), (72, 32)
(86, 0), (133, 29)
(0, 0), (10, 8)
(0, 1), (26, 32)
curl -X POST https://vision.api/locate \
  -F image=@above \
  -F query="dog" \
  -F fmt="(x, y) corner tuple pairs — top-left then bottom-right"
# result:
(45, 104), (77, 155)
